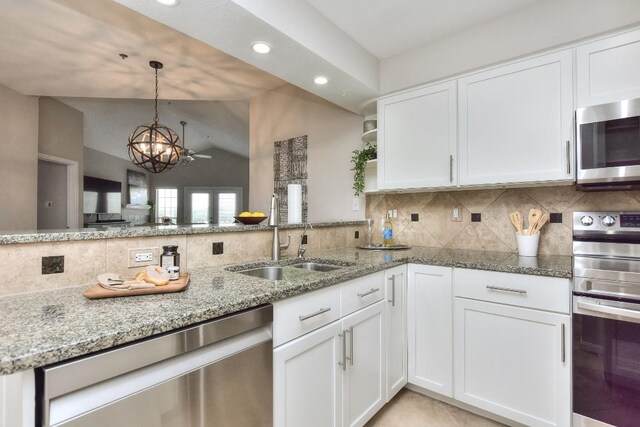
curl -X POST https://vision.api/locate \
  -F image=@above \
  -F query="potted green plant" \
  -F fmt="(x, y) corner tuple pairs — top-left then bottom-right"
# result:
(351, 142), (377, 196)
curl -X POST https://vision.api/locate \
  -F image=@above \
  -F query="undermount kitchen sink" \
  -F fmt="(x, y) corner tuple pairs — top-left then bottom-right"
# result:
(238, 266), (284, 280)
(234, 260), (346, 280)
(292, 262), (343, 272)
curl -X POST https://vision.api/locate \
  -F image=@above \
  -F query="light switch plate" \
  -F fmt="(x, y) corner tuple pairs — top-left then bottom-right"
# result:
(352, 197), (360, 211)
(452, 207), (462, 222)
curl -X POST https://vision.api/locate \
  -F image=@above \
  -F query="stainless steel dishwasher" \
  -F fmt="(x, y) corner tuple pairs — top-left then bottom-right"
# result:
(36, 305), (273, 427)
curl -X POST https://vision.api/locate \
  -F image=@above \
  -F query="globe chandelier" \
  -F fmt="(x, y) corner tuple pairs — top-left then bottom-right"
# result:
(127, 60), (182, 173)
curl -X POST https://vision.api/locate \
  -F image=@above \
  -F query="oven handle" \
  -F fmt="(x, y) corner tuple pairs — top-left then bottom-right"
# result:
(576, 298), (640, 322)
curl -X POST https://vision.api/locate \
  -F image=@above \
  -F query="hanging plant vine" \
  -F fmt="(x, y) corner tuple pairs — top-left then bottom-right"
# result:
(351, 142), (377, 196)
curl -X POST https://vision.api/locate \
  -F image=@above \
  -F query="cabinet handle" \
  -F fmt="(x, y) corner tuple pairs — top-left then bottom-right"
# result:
(449, 155), (454, 183)
(338, 330), (347, 371)
(357, 287), (380, 298)
(298, 307), (331, 321)
(566, 140), (571, 174)
(561, 323), (566, 363)
(388, 276), (396, 307)
(346, 326), (354, 365)
(486, 285), (527, 295)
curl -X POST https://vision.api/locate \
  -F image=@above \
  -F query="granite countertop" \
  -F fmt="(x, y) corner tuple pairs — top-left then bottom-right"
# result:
(0, 220), (363, 245)
(0, 247), (571, 375)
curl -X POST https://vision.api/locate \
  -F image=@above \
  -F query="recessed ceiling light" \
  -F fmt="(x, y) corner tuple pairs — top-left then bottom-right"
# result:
(314, 76), (329, 85)
(154, 0), (179, 6)
(251, 42), (272, 54)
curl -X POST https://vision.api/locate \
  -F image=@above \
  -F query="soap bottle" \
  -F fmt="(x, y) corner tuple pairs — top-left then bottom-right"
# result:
(383, 212), (394, 247)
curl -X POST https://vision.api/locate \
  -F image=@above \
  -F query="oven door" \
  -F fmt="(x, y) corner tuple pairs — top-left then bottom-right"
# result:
(573, 296), (640, 427)
(577, 99), (640, 185)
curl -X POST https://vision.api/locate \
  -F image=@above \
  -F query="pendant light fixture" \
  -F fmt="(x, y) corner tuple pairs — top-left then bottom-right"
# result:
(127, 60), (182, 173)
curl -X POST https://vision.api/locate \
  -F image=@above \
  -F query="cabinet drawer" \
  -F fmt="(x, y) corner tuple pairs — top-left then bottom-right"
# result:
(273, 285), (341, 347)
(340, 272), (385, 317)
(454, 269), (570, 314)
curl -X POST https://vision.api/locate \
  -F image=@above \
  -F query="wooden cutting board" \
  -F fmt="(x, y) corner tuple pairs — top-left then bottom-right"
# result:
(83, 273), (190, 299)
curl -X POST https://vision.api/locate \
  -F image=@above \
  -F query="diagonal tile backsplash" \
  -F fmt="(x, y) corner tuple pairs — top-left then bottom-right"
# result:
(366, 185), (640, 255)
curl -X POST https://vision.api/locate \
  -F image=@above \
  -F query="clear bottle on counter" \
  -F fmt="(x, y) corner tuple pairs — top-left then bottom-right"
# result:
(383, 212), (394, 247)
(160, 245), (180, 268)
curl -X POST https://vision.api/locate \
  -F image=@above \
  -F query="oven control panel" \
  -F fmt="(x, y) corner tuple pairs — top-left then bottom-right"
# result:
(573, 211), (640, 233)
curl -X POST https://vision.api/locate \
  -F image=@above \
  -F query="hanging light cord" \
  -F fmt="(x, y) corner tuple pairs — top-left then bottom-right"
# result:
(154, 67), (159, 123)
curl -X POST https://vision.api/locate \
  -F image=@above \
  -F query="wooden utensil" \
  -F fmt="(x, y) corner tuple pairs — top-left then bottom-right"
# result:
(509, 211), (524, 236)
(527, 209), (542, 235)
(529, 213), (549, 236)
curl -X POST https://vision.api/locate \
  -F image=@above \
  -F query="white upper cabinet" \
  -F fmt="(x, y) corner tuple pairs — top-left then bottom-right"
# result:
(577, 28), (640, 107)
(377, 81), (457, 190)
(458, 50), (574, 186)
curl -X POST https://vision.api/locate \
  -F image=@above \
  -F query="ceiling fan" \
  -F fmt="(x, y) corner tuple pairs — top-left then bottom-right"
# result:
(178, 120), (213, 165)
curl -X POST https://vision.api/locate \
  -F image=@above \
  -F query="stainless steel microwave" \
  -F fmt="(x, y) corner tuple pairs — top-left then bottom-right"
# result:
(577, 98), (640, 189)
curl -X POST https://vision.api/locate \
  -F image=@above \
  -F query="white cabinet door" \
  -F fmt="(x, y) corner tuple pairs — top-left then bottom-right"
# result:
(377, 80), (457, 190)
(342, 301), (386, 427)
(0, 370), (35, 427)
(577, 28), (640, 107)
(274, 321), (343, 427)
(385, 265), (407, 401)
(454, 298), (570, 427)
(407, 264), (453, 397)
(458, 50), (574, 186)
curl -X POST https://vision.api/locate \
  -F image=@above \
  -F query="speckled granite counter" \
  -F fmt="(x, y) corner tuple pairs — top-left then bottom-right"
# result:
(0, 247), (571, 375)
(0, 220), (363, 245)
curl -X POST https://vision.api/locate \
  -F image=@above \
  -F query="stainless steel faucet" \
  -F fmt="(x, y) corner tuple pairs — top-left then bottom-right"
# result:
(268, 194), (290, 261)
(297, 223), (313, 258)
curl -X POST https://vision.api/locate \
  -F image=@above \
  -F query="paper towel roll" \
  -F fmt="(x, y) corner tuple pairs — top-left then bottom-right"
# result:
(288, 184), (302, 224)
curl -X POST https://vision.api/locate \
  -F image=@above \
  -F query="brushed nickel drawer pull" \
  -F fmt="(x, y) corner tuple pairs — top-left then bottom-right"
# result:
(486, 285), (527, 295)
(566, 140), (571, 174)
(561, 323), (566, 363)
(357, 288), (380, 298)
(299, 307), (331, 321)
(338, 330), (347, 371)
(449, 155), (454, 182)
(345, 327), (354, 365)
(388, 276), (396, 307)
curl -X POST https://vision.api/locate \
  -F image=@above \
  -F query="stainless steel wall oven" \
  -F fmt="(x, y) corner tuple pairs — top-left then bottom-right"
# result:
(573, 212), (640, 426)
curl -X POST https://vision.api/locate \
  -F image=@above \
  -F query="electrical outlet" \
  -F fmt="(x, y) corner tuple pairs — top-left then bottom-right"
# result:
(128, 248), (158, 267)
(135, 252), (153, 262)
(392, 210), (398, 218)
(452, 207), (462, 222)
(352, 197), (360, 211)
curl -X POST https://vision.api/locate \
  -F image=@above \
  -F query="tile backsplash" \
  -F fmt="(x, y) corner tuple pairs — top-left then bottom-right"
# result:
(366, 185), (640, 255)
(0, 225), (361, 297)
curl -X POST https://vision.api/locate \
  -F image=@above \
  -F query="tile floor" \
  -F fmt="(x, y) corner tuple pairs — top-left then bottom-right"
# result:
(366, 389), (504, 426)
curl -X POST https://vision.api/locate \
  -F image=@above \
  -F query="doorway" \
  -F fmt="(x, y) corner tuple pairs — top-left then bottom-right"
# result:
(37, 154), (79, 229)
(184, 187), (242, 225)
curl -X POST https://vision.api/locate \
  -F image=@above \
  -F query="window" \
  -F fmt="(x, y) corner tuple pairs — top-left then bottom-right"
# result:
(184, 187), (242, 225)
(156, 188), (178, 224)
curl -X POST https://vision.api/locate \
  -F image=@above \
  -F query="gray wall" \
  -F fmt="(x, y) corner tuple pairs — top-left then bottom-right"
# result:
(149, 146), (249, 223)
(0, 84), (39, 231)
(37, 160), (67, 230)
(38, 97), (84, 227)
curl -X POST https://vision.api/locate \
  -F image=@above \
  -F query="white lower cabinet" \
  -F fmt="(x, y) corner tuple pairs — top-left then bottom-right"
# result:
(384, 265), (407, 401)
(407, 264), (453, 397)
(0, 370), (35, 427)
(342, 301), (386, 427)
(273, 321), (343, 427)
(453, 269), (571, 427)
(273, 274), (386, 427)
